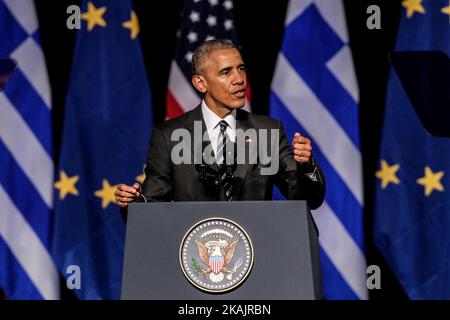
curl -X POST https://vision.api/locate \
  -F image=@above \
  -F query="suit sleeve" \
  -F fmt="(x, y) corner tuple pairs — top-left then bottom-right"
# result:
(140, 126), (173, 202)
(274, 121), (325, 210)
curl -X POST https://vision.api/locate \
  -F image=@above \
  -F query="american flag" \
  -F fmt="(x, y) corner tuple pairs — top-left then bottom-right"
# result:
(166, 0), (251, 119)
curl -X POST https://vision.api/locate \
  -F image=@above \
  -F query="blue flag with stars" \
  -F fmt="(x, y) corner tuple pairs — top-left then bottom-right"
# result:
(374, 0), (450, 299)
(52, 0), (153, 299)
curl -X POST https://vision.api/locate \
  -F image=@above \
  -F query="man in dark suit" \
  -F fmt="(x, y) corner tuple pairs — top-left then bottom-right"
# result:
(115, 39), (325, 209)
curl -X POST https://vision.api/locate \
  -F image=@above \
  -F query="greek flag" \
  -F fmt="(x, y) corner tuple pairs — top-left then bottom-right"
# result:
(0, 0), (59, 299)
(270, 0), (367, 299)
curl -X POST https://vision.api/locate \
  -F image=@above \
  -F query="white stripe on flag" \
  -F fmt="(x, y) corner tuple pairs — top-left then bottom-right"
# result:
(313, 0), (349, 43)
(3, 0), (39, 35)
(168, 61), (200, 112)
(326, 46), (359, 103)
(285, 1), (349, 43)
(0, 185), (59, 300)
(10, 37), (52, 108)
(285, 0), (313, 26)
(312, 202), (368, 300)
(272, 53), (363, 204)
(0, 94), (54, 208)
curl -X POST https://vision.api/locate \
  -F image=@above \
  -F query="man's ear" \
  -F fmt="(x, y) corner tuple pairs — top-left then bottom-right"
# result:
(192, 75), (207, 94)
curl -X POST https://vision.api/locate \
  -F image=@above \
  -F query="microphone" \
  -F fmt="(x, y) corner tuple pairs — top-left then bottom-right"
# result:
(195, 142), (221, 191)
(195, 140), (238, 197)
(195, 162), (220, 189)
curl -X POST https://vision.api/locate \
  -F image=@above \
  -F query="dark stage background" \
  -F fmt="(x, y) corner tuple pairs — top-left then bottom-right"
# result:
(33, 0), (405, 299)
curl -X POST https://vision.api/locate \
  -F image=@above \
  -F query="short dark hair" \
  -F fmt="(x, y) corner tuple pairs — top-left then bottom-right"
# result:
(191, 39), (239, 75)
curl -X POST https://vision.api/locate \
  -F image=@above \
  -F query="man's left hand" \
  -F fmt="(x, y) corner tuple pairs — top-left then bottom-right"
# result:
(292, 132), (312, 164)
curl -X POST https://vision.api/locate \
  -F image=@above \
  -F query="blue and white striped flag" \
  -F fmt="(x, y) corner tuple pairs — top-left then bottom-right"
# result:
(270, 0), (367, 299)
(0, 0), (59, 299)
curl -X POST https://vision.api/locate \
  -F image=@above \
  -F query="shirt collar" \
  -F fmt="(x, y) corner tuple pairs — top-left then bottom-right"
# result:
(201, 100), (236, 133)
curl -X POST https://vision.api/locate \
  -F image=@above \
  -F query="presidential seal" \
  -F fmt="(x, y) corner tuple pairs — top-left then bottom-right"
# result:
(179, 217), (254, 293)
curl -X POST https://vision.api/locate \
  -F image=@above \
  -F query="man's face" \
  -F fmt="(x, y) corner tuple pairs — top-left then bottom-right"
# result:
(195, 48), (247, 112)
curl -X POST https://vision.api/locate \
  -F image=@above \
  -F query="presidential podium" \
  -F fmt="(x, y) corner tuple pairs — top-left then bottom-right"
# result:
(121, 201), (322, 300)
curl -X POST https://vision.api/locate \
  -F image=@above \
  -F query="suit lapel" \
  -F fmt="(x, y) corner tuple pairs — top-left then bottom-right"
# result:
(233, 109), (253, 199)
(185, 104), (218, 171)
(185, 104), (204, 133)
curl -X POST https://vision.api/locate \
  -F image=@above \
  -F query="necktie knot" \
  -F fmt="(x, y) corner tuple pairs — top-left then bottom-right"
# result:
(218, 120), (228, 134)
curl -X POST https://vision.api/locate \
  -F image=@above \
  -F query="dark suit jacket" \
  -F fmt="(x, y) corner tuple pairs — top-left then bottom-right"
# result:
(140, 105), (325, 209)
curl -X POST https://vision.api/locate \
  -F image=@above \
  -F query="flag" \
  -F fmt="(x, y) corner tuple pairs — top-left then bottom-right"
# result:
(269, 0), (367, 299)
(166, 0), (251, 119)
(0, 0), (59, 299)
(52, 0), (153, 299)
(374, 0), (450, 299)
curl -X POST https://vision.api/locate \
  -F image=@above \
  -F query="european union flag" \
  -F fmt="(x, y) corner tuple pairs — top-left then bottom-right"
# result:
(374, 0), (450, 299)
(52, 0), (153, 299)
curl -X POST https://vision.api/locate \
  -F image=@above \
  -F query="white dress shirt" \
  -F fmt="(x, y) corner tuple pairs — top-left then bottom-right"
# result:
(201, 100), (236, 154)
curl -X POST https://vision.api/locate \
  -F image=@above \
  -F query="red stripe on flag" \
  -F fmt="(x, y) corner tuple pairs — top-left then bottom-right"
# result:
(246, 83), (252, 103)
(166, 90), (185, 119)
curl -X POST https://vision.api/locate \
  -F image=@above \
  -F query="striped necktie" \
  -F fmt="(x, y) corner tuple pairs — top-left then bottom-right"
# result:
(216, 120), (232, 201)
(216, 120), (229, 164)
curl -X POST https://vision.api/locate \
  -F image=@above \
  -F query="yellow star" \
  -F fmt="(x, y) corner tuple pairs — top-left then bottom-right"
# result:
(81, 2), (107, 31)
(376, 160), (400, 189)
(94, 179), (117, 209)
(136, 173), (146, 184)
(402, 0), (426, 18)
(122, 10), (140, 40)
(417, 166), (444, 197)
(135, 165), (146, 183)
(442, 3), (450, 17)
(54, 171), (79, 200)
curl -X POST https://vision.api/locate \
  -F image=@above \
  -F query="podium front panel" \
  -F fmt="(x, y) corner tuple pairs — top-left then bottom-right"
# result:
(121, 201), (321, 300)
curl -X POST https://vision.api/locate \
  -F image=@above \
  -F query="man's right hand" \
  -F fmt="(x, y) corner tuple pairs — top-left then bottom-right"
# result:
(115, 183), (141, 208)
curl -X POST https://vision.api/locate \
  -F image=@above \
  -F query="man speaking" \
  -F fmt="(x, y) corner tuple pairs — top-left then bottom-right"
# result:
(115, 39), (325, 209)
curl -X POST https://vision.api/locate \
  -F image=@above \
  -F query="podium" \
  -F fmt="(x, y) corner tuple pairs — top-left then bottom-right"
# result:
(121, 201), (322, 300)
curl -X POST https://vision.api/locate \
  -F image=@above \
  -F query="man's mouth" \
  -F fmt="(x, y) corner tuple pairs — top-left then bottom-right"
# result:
(231, 88), (246, 99)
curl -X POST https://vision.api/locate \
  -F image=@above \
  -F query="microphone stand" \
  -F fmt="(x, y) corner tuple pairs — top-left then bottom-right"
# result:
(195, 163), (221, 193)
(195, 143), (237, 200)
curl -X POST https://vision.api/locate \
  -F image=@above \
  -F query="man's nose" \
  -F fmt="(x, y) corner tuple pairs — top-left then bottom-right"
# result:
(232, 71), (245, 86)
